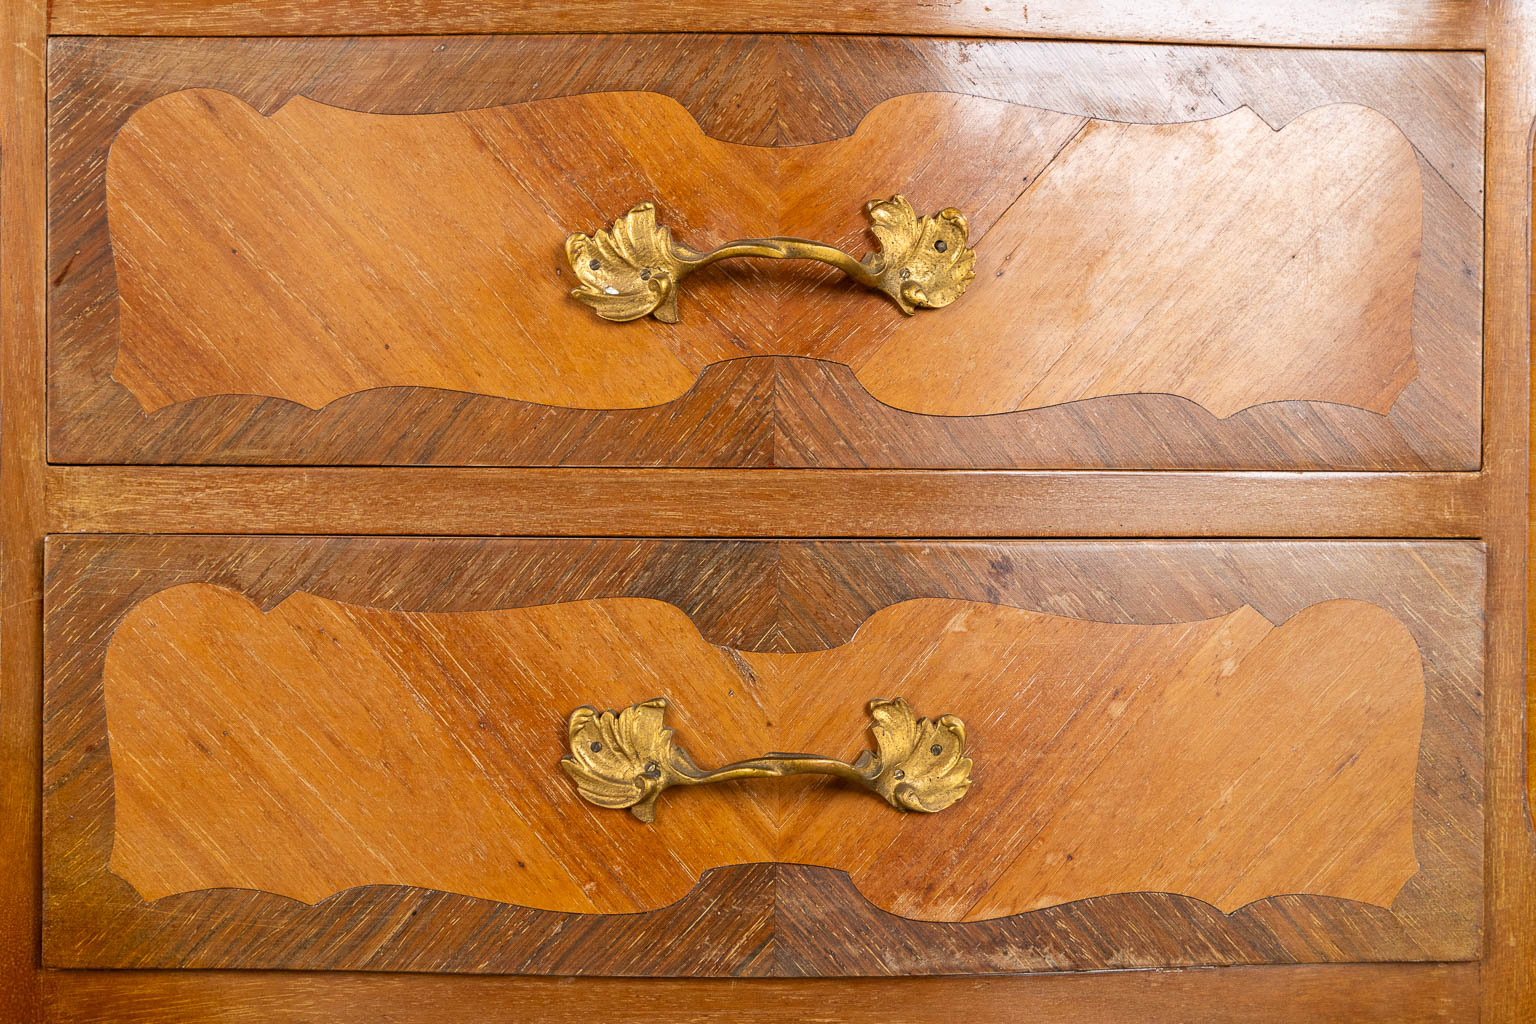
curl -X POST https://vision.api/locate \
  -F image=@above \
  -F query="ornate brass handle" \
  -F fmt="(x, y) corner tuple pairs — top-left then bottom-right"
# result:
(565, 195), (977, 323)
(561, 697), (972, 822)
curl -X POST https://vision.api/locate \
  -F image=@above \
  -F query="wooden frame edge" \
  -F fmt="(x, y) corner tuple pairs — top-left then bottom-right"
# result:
(44, 1), (1487, 49)
(38, 964), (1482, 1024)
(43, 467), (1486, 538)
(1484, 2), (1536, 1023)
(0, 0), (47, 1020)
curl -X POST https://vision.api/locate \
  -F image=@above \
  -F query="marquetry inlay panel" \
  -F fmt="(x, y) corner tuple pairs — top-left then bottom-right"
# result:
(43, 537), (1483, 975)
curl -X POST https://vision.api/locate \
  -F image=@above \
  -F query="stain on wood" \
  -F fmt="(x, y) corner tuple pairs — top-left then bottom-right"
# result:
(43, 537), (1484, 973)
(47, 35), (1483, 468)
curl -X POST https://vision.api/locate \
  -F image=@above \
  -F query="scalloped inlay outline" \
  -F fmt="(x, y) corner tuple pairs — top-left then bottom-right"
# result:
(104, 586), (1424, 922)
(105, 90), (1421, 420)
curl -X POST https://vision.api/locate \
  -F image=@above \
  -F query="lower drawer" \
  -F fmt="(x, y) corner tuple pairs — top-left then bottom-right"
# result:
(42, 537), (1483, 975)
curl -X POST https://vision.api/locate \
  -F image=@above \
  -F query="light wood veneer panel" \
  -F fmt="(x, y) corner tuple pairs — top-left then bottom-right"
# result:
(105, 92), (1420, 421)
(105, 589), (1422, 919)
(851, 104), (1421, 418)
(44, 537), (1482, 974)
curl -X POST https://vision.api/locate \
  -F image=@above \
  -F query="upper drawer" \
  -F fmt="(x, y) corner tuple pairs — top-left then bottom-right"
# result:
(47, 36), (1483, 468)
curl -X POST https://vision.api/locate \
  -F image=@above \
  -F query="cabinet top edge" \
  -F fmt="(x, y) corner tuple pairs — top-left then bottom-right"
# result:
(46, 2), (1488, 51)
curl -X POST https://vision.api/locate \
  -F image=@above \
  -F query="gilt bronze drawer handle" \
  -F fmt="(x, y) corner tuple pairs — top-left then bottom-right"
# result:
(561, 696), (972, 822)
(565, 195), (976, 323)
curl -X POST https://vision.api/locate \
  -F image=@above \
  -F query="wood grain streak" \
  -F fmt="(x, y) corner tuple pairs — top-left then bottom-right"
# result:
(1524, 27), (1536, 884)
(43, 466), (1487, 538)
(44, 0), (1489, 49)
(48, 36), (1483, 468)
(43, 538), (1483, 973)
(37, 964), (1484, 1024)
(0, 0), (47, 1019)
(1485, 4), (1536, 1023)
(103, 588), (1424, 919)
(105, 92), (1423, 421)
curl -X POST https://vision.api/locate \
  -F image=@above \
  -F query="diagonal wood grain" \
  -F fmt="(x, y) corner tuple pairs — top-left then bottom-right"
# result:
(103, 588), (1423, 919)
(43, 537), (1484, 973)
(47, 35), (1483, 468)
(105, 91), (1420, 422)
(776, 600), (1424, 921)
(852, 105), (1420, 417)
(107, 589), (779, 913)
(9, 5), (1531, 1023)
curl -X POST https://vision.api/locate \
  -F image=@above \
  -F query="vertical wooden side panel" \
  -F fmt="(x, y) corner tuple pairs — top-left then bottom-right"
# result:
(1491, 1), (1536, 1022)
(0, 0), (47, 1020)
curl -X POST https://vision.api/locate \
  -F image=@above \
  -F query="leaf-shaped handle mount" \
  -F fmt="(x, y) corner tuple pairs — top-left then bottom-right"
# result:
(565, 196), (977, 323)
(561, 697), (972, 822)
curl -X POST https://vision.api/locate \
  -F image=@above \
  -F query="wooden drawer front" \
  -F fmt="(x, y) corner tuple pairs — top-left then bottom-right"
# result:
(43, 536), (1482, 975)
(48, 36), (1481, 469)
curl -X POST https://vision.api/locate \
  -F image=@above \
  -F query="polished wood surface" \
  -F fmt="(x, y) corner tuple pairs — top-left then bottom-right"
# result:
(1476, 6), (1536, 1020)
(2, 2), (1530, 1021)
(49, 36), (1483, 468)
(107, 91), (1422, 421)
(44, 537), (1483, 973)
(38, 964), (1483, 1024)
(44, 466), (1487, 537)
(0, 0), (48, 1020)
(44, 0), (1488, 50)
(104, 588), (1423, 919)
(856, 102), (1422, 418)
(1531, 94), (1536, 840)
